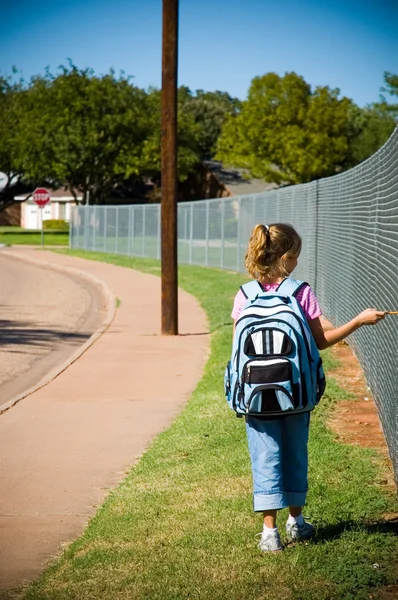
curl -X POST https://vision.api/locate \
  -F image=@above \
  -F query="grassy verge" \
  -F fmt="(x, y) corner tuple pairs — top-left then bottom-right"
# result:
(21, 250), (398, 600)
(0, 227), (27, 233)
(0, 230), (69, 245)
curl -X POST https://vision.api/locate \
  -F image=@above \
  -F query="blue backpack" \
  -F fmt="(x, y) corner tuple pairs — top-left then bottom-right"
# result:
(224, 278), (326, 418)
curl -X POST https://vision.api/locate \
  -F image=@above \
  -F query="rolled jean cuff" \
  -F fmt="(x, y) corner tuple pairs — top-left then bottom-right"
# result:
(253, 491), (307, 512)
(284, 491), (307, 507)
(253, 492), (288, 511)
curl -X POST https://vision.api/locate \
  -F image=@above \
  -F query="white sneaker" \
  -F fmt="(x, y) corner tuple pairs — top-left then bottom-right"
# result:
(286, 518), (315, 541)
(258, 529), (283, 552)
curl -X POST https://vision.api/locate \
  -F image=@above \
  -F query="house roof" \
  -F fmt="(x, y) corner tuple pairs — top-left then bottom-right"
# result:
(15, 187), (82, 201)
(205, 161), (277, 196)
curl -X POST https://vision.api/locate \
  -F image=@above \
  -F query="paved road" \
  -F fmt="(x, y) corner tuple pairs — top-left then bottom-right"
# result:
(0, 252), (107, 411)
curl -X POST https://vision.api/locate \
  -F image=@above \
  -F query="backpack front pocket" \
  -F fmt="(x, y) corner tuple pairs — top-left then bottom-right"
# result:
(242, 358), (292, 385)
(241, 358), (298, 415)
(247, 383), (295, 414)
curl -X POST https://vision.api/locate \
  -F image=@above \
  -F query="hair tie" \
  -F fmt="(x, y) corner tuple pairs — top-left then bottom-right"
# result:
(263, 225), (269, 233)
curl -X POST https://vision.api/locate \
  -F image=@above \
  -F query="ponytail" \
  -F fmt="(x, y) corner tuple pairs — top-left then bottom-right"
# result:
(245, 223), (302, 280)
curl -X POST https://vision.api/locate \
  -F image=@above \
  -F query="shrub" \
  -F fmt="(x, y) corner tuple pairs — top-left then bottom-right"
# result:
(43, 219), (69, 231)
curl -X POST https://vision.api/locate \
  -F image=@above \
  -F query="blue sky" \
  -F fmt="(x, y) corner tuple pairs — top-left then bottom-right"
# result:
(1, 0), (397, 107)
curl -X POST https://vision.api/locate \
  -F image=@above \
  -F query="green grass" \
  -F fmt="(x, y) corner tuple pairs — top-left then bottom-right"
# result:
(0, 230), (69, 245)
(20, 250), (398, 600)
(0, 226), (27, 233)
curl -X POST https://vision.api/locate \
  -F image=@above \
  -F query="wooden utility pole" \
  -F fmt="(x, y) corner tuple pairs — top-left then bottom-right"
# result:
(161, 0), (179, 335)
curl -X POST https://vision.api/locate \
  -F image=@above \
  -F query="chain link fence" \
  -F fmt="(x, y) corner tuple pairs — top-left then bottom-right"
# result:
(70, 127), (398, 485)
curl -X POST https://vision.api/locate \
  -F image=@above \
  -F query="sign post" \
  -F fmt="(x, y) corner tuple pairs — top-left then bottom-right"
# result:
(32, 188), (51, 249)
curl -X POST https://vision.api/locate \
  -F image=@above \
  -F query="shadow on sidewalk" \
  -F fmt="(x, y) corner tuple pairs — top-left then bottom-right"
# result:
(179, 321), (231, 336)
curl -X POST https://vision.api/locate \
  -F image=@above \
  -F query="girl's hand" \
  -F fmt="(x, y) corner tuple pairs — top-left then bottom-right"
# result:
(356, 309), (386, 326)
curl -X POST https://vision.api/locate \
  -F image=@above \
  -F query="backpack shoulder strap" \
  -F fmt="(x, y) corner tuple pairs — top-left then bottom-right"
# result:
(240, 280), (264, 301)
(276, 278), (308, 298)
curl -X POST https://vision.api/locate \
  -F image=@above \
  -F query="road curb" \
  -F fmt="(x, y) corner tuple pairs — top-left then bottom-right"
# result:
(0, 250), (117, 415)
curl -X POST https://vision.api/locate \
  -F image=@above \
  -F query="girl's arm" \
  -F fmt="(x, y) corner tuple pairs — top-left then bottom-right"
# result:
(309, 309), (386, 351)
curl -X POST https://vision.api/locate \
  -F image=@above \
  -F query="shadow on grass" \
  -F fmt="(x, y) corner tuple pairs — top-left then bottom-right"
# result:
(313, 517), (398, 543)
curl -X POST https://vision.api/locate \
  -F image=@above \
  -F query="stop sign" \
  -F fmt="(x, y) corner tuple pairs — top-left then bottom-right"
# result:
(32, 187), (51, 208)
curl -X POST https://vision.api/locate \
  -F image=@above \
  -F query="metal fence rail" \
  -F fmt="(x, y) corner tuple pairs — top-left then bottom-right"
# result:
(70, 127), (398, 485)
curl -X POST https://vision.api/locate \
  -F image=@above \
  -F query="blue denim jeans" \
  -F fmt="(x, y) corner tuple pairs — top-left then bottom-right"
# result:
(246, 412), (310, 511)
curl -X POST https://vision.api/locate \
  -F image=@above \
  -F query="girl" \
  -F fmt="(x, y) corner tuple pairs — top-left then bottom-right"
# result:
(232, 223), (386, 552)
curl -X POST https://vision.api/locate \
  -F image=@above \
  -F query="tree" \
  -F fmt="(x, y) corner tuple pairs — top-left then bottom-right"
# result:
(343, 72), (397, 166)
(1, 64), (240, 206)
(136, 86), (240, 188)
(0, 72), (29, 211)
(380, 71), (398, 117)
(345, 104), (396, 166)
(131, 86), (202, 188)
(13, 64), (153, 204)
(216, 72), (355, 184)
(179, 89), (241, 159)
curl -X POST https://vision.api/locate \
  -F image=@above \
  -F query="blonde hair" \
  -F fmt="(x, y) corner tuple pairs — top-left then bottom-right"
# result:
(245, 223), (302, 280)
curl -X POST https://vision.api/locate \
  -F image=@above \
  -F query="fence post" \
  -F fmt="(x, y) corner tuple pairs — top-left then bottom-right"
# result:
(313, 180), (319, 295)
(157, 205), (161, 260)
(236, 197), (242, 272)
(69, 207), (73, 248)
(115, 207), (119, 254)
(220, 198), (225, 269)
(189, 202), (193, 265)
(142, 205), (146, 257)
(132, 207), (135, 256)
(105, 207), (108, 253)
(205, 201), (209, 266)
(183, 206), (188, 262)
(275, 190), (280, 222)
(84, 205), (88, 250)
(93, 205), (96, 251)
(128, 205), (132, 256)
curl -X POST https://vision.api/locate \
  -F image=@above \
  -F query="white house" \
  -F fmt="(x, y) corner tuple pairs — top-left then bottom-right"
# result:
(14, 188), (82, 230)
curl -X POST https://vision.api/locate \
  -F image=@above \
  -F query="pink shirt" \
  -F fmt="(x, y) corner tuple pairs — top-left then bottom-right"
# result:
(231, 282), (322, 322)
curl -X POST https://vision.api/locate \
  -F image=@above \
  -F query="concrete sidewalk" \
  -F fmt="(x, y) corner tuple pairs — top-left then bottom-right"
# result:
(0, 248), (210, 594)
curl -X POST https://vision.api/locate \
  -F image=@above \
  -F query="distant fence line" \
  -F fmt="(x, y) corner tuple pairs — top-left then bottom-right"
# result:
(70, 127), (398, 487)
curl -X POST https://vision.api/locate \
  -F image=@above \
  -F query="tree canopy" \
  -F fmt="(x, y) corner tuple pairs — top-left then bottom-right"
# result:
(216, 71), (397, 184)
(346, 103), (396, 166)
(0, 73), (28, 208)
(380, 71), (398, 117)
(216, 72), (357, 184)
(12, 66), (155, 204)
(0, 65), (240, 206)
(0, 66), (396, 207)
